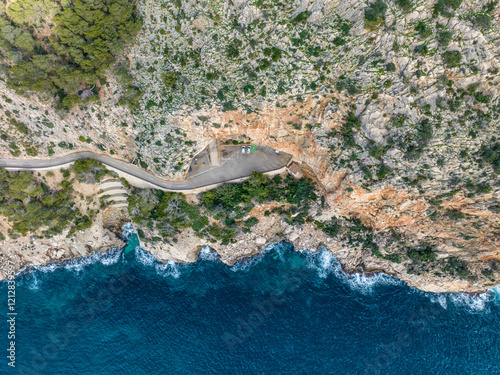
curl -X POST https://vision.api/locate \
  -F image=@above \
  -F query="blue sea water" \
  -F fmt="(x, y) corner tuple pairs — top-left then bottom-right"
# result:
(2, 228), (500, 375)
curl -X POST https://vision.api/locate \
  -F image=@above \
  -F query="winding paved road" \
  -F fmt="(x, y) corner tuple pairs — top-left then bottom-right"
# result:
(0, 150), (291, 192)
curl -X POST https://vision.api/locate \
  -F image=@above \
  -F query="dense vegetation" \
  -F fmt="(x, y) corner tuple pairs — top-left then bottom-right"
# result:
(71, 158), (113, 183)
(364, 0), (387, 22)
(0, 168), (93, 237)
(480, 140), (500, 174)
(364, 0), (387, 29)
(128, 172), (318, 245)
(0, 0), (141, 109)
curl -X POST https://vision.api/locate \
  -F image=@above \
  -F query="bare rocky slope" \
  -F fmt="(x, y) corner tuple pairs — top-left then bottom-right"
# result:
(0, 0), (499, 292)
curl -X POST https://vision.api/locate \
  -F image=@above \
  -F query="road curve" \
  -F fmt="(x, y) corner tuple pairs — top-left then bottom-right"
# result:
(0, 151), (291, 192)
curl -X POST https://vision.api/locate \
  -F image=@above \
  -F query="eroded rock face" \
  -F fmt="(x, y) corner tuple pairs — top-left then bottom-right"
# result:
(0, 217), (125, 280)
(359, 104), (389, 144)
(139, 227), (205, 263)
(136, 193), (498, 293)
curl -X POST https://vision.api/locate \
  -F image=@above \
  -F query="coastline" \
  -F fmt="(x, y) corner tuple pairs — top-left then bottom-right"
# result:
(129, 222), (500, 294)
(6, 223), (499, 301)
(1, 207), (499, 294)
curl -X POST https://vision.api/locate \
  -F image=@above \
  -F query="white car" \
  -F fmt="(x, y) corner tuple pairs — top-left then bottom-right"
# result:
(247, 145), (251, 153)
(241, 145), (246, 154)
(275, 150), (280, 154)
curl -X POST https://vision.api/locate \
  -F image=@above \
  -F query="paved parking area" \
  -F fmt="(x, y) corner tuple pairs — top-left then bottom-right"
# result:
(186, 143), (291, 184)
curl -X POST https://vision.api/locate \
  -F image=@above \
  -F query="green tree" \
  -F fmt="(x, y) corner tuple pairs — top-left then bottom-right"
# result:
(437, 30), (453, 47)
(473, 14), (491, 29)
(415, 21), (432, 38)
(442, 50), (462, 67)
(396, 0), (413, 12)
(3, 0), (141, 109)
(364, 0), (388, 22)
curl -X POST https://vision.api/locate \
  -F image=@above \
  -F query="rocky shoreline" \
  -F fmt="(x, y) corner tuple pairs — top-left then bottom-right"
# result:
(0, 164), (498, 295)
(2, 214), (497, 295)
(136, 199), (499, 294)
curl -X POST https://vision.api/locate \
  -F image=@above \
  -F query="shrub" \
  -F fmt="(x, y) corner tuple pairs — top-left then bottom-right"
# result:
(364, 0), (388, 22)
(244, 217), (259, 227)
(437, 30), (453, 46)
(292, 11), (310, 23)
(441, 257), (471, 279)
(72, 158), (110, 183)
(369, 145), (385, 159)
(226, 40), (242, 59)
(162, 71), (178, 89)
(360, 165), (373, 179)
(475, 182), (492, 194)
(481, 141), (500, 173)
(475, 92), (490, 103)
(483, 0), (498, 13)
(192, 217), (209, 231)
(384, 254), (401, 263)
(25, 146), (38, 156)
(396, 0), (413, 12)
(445, 209), (465, 220)
(467, 83), (480, 95)
(415, 21), (432, 38)
(322, 219), (341, 237)
(473, 14), (491, 29)
(333, 37), (346, 46)
(376, 164), (391, 180)
(414, 44), (428, 55)
(434, 0), (462, 16)
(340, 23), (351, 35)
(385, 62), (396, 72)
(405, 119), (433, 159)
(336, 78), (359, 95)
(0, 168), (92, 236)
(418, 119), (433, 145)
(340, 112), (361, 147)
(407, 242), (437, 263)
(263, 47), (282, 61)
(442, 50), (462, 67)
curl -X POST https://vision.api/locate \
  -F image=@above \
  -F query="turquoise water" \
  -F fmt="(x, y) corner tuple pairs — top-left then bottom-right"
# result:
(2, 229), (500, 374)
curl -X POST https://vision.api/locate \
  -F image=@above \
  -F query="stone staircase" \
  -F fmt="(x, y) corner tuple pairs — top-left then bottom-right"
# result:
(99, 179), (128, 209)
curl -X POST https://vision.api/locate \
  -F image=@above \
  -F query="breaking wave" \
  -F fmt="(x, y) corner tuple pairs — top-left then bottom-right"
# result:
(302, 247), (403, 293)
(121, 222), (136, 240)
(198, 246), (220, 262)
(134, 246), (157, 267)
(156, 261), (181, 279)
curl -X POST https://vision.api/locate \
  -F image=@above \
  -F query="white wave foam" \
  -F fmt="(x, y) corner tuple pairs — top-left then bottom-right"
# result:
(429, 294), (448, 310)
(414, 284), (499, 313)
(345, 272), (402, 294)
(449, 292), (493, 313)
(64, 248), (122, 272)
(133, 246), (182, 278)
(97, 248), (122, 266)
(303, 247), (403, 293)
(316, 249), (339, 279)
(488, 285), (500, 305)
(134, 246), (157, 267)
(27, 273), (40, 291)
(35, 263), (59, 274)
(121, 222), (136, 239)
(155, 260), (181, 279)
(19, 248), (123, 277)
(199, 246), (220, 262)
(231, 241), (290, 272)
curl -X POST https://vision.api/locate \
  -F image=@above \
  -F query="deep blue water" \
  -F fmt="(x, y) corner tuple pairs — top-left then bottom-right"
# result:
(2, 228), (500, 375)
